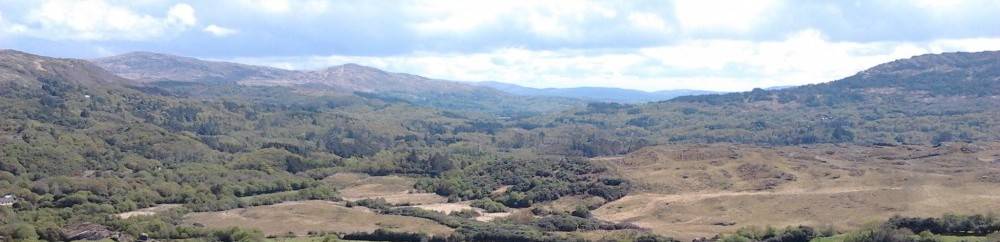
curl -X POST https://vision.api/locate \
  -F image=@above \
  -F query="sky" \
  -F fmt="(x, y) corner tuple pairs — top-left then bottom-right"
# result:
(2, 0), (1000, 92)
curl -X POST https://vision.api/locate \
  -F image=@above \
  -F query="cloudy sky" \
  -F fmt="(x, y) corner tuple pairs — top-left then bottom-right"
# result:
(2, 0), (1000, 91)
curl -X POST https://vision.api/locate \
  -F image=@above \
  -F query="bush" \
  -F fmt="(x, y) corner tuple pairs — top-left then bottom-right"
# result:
(345, 198), (391, 210)
(886, 214), (1000, 236)
(531, 214), (639, 232)
(726, 226), (819, 242)
(570, 205), (591, 218)
(470, 199), (508, 213)
(842, 225), (935, 242)
(342, 229), (445, 242)
(211, 227), (265, 242)
(450, 209), (481, 218)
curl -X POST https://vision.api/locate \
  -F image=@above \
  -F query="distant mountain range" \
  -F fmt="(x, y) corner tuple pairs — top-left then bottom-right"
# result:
(93, 52), (728, 104)
(472, 81), (720, 103)
(92, 52), (582, 115)
(92, 52), (481, 94)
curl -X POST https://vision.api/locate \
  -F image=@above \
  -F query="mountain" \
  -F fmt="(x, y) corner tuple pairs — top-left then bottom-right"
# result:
(92, 51), (293, 83)
(838, 50), (1000, 95)
(1, 49), (128, 87)
(474, 81), (718, 103)
(548, 51), (1000, 148)
(244, 63), (483, 94)
(92, 52), (581, 115)
(673, 51), (1000, 105)
(94, 52), (502, 94)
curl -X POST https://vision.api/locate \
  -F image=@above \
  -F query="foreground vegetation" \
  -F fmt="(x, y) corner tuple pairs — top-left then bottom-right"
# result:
(713, 214), (1000, 242)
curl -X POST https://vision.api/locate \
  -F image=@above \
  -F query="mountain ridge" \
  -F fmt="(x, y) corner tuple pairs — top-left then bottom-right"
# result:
(92, 51), (583, 115)
(1, 49), (129, 87)
(671, 50), (1000, 105)
(93, 52), (491, 94)
(92, 51), (293, 83)
(93, 52), (721, 104)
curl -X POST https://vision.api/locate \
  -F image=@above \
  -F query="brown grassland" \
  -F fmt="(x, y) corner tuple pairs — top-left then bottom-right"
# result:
(183, 200), (453, 236)
(183, 143), (1000, 241)
(592, 142), (1000, 241)
(325, 173), (448, 205)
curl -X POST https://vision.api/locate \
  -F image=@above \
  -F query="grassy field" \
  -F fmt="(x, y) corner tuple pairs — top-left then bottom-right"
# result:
(184, 200), (453, 237)
(592, 143), (1000, 241)
(324, 173), (447, 205)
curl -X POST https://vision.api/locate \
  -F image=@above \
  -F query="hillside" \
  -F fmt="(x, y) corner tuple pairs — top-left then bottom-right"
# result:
(0, 50), (642, 242)
(674, 51), (1000, 104)
(1, 49), (128, 87)
(474, 81), (719, 103)
(92, 52), (293, 83)
(528, 51), (1000, 154)
(93, 52), (582, 116)
(591, 143), (1000, 241)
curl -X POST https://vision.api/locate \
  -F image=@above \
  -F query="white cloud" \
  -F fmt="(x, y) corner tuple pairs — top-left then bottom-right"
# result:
(203, 24), (238, 37)
(168, 3), (197, 26)
(912, 0), (968, 10)
(257, 0), (290, 13)
(925, 38), (1000, 52)
(235, 0), (329, 14)
(410, 2), (532, 34)
(628, 12), (670, 32)
(673, 0), (781, 33)
(409, 1), (619, 39)
(5, 0), (196, 41)
(230, 30), (1000, 92)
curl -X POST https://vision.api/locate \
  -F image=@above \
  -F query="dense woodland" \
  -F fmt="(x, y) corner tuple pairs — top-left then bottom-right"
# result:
(2, 50), (1000, 241)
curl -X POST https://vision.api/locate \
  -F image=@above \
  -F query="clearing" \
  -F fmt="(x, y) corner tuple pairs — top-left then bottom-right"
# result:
(116, 204), (182, 219)
(325, 173), (446, 205)
(183, 200), (453, 236)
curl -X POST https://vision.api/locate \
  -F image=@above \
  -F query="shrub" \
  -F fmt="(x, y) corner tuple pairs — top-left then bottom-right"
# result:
(345, 198), (391, 210)
(450, 209), (481, 218)
(570, 205), (591, 218)
(470, 199), (508, 213)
